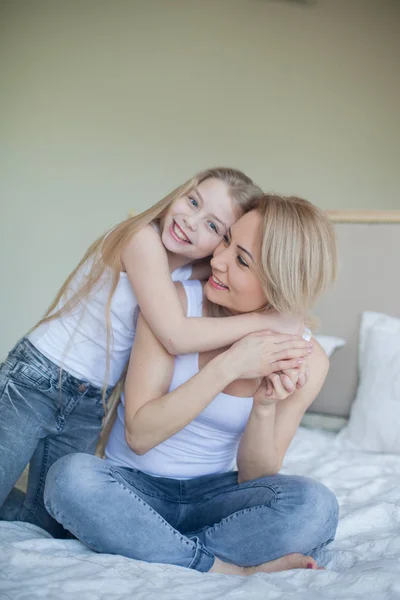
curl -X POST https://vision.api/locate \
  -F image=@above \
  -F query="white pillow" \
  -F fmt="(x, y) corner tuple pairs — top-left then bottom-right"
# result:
(337, 311), (400, 453)
(314, 334), (346, 357)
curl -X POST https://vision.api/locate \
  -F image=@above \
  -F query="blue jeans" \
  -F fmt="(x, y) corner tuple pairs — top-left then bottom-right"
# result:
(44, 453), (339, 572)
(0, 338), (111, 537)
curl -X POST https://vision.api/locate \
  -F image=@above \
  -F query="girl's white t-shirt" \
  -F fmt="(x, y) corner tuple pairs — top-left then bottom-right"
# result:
(28, 260), (192, 387)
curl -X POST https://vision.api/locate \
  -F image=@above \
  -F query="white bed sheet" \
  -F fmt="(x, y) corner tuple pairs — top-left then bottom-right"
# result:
(2, 427), (400, 600)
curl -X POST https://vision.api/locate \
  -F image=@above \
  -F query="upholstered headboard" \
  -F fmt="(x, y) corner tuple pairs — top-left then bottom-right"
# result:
(310, 211), (400, 418)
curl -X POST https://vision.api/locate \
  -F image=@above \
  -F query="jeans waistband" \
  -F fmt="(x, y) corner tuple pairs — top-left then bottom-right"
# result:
(10, 337), (113, 399)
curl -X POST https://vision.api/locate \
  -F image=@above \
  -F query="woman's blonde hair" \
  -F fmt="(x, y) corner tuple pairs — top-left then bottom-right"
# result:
(33, 167), (263, 397)
(255, 194), (337, 316)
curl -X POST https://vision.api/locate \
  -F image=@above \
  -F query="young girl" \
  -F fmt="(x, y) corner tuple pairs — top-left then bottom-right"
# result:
(0, 167), (302, 535)
(44, 195), (338, 574)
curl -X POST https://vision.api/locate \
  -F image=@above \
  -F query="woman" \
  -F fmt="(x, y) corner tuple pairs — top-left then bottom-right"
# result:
(44, 195), (338, 575)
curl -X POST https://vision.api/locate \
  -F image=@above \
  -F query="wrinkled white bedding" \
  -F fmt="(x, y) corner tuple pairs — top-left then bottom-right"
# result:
(2, 427), (400, 600)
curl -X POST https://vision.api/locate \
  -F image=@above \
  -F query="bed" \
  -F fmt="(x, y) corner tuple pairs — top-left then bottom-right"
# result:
(1, 210), (400, 600)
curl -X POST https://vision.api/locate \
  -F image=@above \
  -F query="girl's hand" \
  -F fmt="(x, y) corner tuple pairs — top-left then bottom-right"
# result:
(254, 369), (299, 406)
(227, 330), (313, 380)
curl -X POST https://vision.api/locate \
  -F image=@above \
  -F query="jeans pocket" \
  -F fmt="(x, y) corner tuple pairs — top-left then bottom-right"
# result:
(9, 361), (53, 394)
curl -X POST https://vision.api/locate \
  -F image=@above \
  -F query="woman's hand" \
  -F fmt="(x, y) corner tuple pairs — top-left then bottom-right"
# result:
(277, 357), (309, 393)
(295, 357), (309, 389)
(226, 330), (313, 380)
(254, 369), (300, 406)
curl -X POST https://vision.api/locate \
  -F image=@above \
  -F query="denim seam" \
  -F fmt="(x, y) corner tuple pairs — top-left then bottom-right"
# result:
(8, 364), (55, 394)
(26, 437), (51, 522)
(113, 478), (196, 549)
(111, 474), (281, 504)
(121, 486), (181, 502)
(17, 339), (64, 382)
(199, 482), (280, 504)
(0, 368), (11, 399)
(57, 392), (85, 427)
(308, 537), (335, 557)
(174, 484), (186, 529)
(187, 537), (215, 571)
(112, 469), (182, 503)
(191, 498), (278, 537)
(14, 341), (59, 383)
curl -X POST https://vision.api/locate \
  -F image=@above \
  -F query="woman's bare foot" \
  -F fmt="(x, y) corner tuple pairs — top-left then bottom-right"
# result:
(209, 553), (318, 576)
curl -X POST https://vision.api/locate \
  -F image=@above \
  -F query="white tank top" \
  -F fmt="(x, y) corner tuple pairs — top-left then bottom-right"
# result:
(105, 280), (254, 479)
(28, 259), (192, 387)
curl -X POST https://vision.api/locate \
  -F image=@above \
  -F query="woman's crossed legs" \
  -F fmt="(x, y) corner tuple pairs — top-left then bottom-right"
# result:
(44, 453), (338, 574)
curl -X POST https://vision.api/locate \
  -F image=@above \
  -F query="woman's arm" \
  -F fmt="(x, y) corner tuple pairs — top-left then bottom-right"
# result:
(124, 302), (312, 455)
(237, 341), (329, 483)
(122, 226), (302, 355)
(124, 313), (239, 455)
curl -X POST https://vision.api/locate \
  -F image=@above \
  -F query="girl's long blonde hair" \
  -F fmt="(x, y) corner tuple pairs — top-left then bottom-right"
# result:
(34, 167), (263, 396)
(255, 194), (337, 316)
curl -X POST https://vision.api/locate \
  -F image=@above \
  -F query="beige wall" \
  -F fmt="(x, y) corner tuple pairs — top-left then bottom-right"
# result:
(1, 0), (399, 358)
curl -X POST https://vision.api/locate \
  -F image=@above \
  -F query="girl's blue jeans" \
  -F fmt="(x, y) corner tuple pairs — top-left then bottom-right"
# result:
(0, 338), (111, 537)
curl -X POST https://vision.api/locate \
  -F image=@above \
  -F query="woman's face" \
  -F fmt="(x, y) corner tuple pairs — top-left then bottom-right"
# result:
(161, 178), (240, 260)
(204, 210), (267, 313)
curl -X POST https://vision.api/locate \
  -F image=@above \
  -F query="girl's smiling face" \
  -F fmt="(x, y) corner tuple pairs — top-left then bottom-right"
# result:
(161, 178), (241, 260)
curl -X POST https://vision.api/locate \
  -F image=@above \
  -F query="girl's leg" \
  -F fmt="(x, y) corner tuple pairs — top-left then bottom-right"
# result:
(0, 339), (107, 537)
(10, 378), (106, 537)
(179, 471), (339, 567)
(0, 340), (57, 512)
(44, 453), (216, 572)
